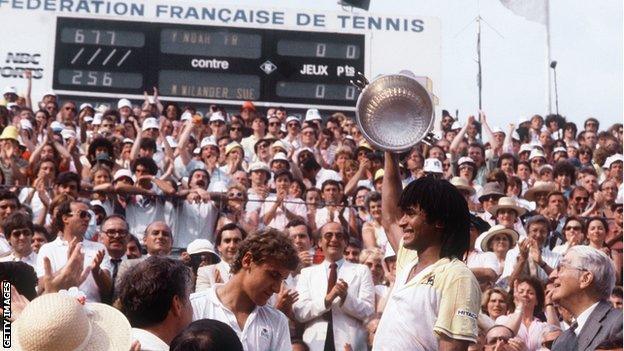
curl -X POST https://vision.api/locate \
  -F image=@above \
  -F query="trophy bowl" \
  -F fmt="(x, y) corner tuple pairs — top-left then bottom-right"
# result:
(355, 74), (434, 152)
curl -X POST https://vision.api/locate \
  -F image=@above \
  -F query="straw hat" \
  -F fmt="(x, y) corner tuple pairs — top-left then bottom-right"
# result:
(12, 292), (131, 351)
(0, 126), (19, 141)
(488, 196), (527, 217)
(524, 181), (556, 201)
(478, 224), (520, 252)
(450, 177), (475, 196)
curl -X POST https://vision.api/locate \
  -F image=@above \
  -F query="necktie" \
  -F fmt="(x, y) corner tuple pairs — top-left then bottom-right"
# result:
(324, 263), (338, 351)
(111, 258), (122, 282)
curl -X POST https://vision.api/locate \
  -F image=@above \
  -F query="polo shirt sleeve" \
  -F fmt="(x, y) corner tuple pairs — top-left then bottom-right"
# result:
(433, 266), (481, 343)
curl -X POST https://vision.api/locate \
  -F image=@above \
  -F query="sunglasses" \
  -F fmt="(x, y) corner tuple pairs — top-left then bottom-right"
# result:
(228, 192), (244, 199)
(230, 127), (241, 132)
(574, 196), (588, 202)
(580, 150), (591, 155)
(269, 122), (280, 126)
(64, 107), (76, 111)
(565, 225), (582, 231)
(11, 228), (33, 238)
(71, 210), (92, 220)
(287, 123), (300, 128)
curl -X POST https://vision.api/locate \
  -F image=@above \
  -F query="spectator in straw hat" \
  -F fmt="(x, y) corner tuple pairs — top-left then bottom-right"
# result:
(465, 214), (498, 290)
(478, 224), (519, 278)
(11, 292), (133, 351)
(478, 182), (505, 225)
(488, 196), (527, 238)
(523, 181), (556, 214)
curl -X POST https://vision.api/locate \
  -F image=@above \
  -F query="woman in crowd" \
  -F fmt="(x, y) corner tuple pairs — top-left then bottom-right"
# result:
(586, 216), (610, 255)
(479, 224), (518, 276)
(552, 216), (586, 254)
(361, 192), (387, 250)
(481, 287), (511, 321)
(216, 183), (256, 234)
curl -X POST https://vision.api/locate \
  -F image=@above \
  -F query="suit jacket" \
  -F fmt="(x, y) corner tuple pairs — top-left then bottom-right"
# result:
(195, 261), (231, 292)
(293, 260), (375, 351)
(552, 300), (623, 351)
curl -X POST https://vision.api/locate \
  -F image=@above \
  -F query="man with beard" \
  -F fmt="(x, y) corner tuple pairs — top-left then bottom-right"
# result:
(373, 152), (480, 350)
(170, 168), (218, 248)
(191, 228), (298, 351)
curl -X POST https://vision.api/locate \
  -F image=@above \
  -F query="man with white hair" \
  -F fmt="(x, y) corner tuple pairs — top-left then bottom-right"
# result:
(550, 245), (622, 351)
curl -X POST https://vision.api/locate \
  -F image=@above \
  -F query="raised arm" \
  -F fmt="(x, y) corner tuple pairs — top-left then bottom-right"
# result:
(381, 151), (404, 253)
(449, 116), (474, 154)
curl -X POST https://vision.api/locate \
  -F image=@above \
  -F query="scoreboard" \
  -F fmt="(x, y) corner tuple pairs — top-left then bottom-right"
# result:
(53, 17), (366, 109)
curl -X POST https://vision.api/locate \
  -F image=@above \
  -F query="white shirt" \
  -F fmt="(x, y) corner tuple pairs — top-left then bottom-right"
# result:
(191, 286), (292, 351)
(0, 234), (12, 257)
(169, 199), (218, 248)
(131, 328), (168, 351)
(18, 187), (46, 221)
(501, 242), (560, 284)
(315, 206), (351, 230)
(574, 301), (600, 336)
(35, 237), (112, 302)
(0, 251), (37, 267)
(125, 187), (169, 242)
(259, 194), (307, 231)
(466, 250), (500, 275)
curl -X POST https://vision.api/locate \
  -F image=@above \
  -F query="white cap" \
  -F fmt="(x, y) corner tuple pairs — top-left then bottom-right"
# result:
(209, 112), (225, 123)
(122, 138), (134, 144)
(193, 147), (200, 155)
(458, 156), (476, 167)
(113, 169), (133, 182)
(604, 154), (623, 169)
(180, 111), (192, 121)
(6, 103), (18, 109)
(553, 146), (567, 154)
(92, 113), (103, 126)
(270, 152), (289, 165)
(117, 98), (132, 109)
(19, 119), (33, 131)
(451, 121), (462, 130)
(60, 129), (76, 139)
(248, 162), (271, 174)
(166, 135), (178, 148)
(50, 121), (64, 132)
(79, 103), (93, 111)
(186, 239), (220, 261)
(423, 158), (443, 173)
(200, 137), (217, 149)
(3, 86), (16, 95)
(83, 116), (94, 123)
(141, 117), (159, 131)
(529, 149), (546, 161)
(491, 126), (505, 135)
(285, 115), (301, 124)
(305, 108), (322, 121)
(519, 144), (533, 153)
(42, 91), (56, 98)
(567, 141), (579, 149)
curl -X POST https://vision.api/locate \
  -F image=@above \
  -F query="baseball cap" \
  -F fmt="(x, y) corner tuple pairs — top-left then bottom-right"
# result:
(305, 108), (322, 121)
(141, 117), (159, 131)
(117, 98), (132, 109)
(113, 169), (133, 183)
(79, 103), (93, 111)
(424, 158), (443, 173)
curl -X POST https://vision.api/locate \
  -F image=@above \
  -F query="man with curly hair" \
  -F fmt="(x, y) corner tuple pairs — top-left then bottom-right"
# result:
(190, 227), (299, 351)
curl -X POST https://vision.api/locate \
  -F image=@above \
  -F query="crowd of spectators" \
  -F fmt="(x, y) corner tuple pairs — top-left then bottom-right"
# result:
(0, 82), (622, 351)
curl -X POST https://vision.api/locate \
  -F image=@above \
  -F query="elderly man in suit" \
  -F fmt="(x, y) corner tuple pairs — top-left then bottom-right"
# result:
(293, 221), (375, 351)
(550, 245), (623, 351)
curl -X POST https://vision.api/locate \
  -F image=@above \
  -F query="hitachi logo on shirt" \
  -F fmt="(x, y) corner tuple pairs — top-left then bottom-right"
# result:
(456, 309), (477, 320)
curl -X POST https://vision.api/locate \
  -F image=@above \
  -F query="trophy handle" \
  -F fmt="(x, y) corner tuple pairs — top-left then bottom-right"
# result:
(349, 72), (369, 91)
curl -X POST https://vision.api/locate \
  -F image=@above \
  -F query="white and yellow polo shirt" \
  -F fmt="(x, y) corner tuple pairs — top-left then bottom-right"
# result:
(373, 242), (481, 350)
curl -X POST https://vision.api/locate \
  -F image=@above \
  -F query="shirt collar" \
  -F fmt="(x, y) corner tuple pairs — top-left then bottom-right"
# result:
(323, 258), (345, 270)
(574, 301), (600, 335)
